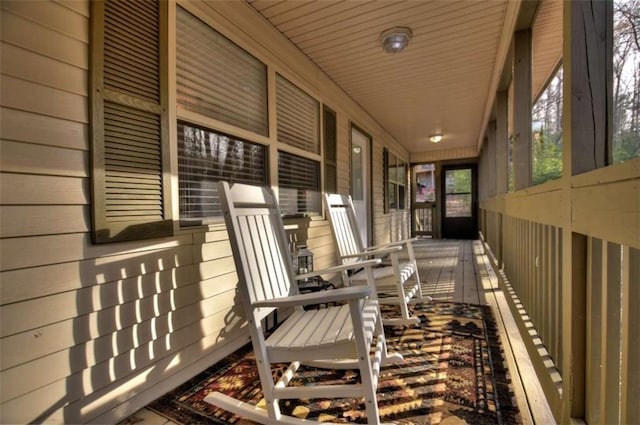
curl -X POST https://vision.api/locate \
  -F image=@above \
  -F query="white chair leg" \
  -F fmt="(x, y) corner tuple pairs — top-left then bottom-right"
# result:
(390, 253), (412, 321)
(348, 299), (382, 425)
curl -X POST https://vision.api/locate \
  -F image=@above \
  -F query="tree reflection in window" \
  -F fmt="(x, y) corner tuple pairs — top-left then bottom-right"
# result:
(178, 122), (267, 223)
(445, 169), (472, 217)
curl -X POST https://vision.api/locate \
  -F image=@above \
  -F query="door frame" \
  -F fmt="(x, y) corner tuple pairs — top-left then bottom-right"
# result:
(349, 123), (372, 246)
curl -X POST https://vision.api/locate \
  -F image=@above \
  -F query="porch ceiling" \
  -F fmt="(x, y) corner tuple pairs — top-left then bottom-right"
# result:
(247, 0), (520, 157)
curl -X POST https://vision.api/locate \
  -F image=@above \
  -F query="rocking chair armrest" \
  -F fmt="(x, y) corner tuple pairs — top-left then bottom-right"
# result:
(252, 285), (372, 309)
(365, 237), (418, 251)
(295, 258), (381, 280)
(341, 245), (402, 260)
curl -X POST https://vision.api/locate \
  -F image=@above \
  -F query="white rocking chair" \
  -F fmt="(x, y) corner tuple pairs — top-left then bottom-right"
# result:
(324, 193), (430, 327)
(205, 182), (402, 425)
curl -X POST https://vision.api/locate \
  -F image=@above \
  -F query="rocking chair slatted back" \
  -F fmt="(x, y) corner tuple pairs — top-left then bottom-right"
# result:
(221, 184), (298, 322)
(324, 195), (363, 262)
(324, 192), (430, 327)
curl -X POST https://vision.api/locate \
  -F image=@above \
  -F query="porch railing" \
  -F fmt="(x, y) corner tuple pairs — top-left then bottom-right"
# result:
(479, 159), (639, 423)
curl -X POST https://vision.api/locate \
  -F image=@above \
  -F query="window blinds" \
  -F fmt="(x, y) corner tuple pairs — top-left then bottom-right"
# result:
(278, 151), (321, 215)
(176, 8), (268, 136)
(276, 74), (320, 154)
(178, 122), (267, 223)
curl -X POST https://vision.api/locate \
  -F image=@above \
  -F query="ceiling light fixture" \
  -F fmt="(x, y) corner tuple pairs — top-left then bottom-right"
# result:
(380, 27), (413, 53)
(429, 134), (443, 143)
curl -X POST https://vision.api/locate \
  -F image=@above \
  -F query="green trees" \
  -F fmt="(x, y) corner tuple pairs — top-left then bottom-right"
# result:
(613, 0), (640, 164)
(532, 68), (563, 185)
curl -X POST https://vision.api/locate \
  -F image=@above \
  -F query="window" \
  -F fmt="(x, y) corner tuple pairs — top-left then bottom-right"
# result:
(278, 151), (321, 216)
(323, 106), (337, 194)
(178, 122), (267, 225)
(93, 2), (336, 237)
(276, 74), (322, 215)
(532, 66), (563, 185)
(612, 0), (640, 164)
(176, 7), (268, 136)
(445, 169), (472, 217)
(176, 7), (270, 225)
(384, 148), (407, 212)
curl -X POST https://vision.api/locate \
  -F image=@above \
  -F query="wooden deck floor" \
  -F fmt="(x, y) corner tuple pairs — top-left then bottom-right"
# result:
(416, 239), (484, 304)
(123, 239), (555, 425)
(413, 239), (555, 425)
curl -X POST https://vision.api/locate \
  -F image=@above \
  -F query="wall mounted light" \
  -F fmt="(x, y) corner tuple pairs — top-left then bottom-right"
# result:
(429, 134), (443, 143)
(380, 27), (413, 53)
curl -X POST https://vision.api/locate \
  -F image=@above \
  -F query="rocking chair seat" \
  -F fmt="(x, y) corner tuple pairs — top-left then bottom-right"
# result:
(266, 300), (379, 361)
(350, 260), (417, 287)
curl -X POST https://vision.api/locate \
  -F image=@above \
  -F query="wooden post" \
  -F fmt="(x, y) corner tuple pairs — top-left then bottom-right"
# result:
(585, 237), (603, 424)
(561, 231), (587, 421)
(621, 247), (640, 424)
(486, 120), (497, 198)
(561, 1), (612, 421)
(567, 1), (612, 175)
(495, 89), (508, 266)
(496, 91), (509, 195)
(601, 242), (622, 424)
(513, 29), (532, 191)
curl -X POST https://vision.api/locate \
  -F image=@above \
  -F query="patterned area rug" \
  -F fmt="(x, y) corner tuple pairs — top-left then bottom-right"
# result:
(149, 302), (520, 424)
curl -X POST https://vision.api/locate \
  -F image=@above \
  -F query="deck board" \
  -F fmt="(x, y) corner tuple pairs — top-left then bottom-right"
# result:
(412, 239), (555, 424)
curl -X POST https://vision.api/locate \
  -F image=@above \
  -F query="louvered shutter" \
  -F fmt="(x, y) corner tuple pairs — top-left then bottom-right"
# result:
(91, 0), (171, 243)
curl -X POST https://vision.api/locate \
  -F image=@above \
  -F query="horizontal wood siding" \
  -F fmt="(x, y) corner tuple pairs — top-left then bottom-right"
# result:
(0, 0), (410, 423)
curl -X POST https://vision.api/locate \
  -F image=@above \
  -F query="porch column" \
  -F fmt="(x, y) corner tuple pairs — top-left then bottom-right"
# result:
(561, 0), (612, 422)
(486, 120), (497, 198)
(513, 29), (532, 191)
(495, 90), (508, 195)
(566, 1), (612, 175)
(495, 89), (508, 264)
